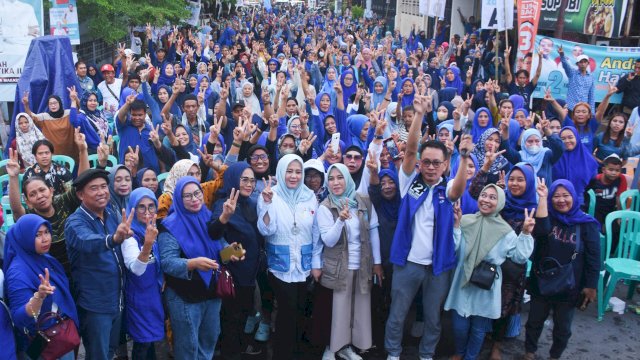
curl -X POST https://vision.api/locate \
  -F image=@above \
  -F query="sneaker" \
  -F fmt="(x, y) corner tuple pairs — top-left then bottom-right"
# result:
(410, 321), (424, 337)
(337, 346), (363, 360)
(386, 356), (400, 360)
(244, 313), (261, 334)
(322, 346), (336, 360)
(254, 321), (270, 342)
(242, 344), (262, 355)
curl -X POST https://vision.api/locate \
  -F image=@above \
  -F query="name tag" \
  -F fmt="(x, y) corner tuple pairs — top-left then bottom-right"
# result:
(408, 178), (428, 199)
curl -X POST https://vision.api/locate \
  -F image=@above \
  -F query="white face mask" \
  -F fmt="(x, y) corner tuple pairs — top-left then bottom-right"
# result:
(527, 145), (541, 155)
(437, 112), (448, 121)
(280, 148), (295, 156)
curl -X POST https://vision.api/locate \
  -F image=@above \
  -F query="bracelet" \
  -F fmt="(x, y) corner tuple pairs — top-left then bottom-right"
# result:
(384, 97), (391, 101)
(374, 135), (384, 140)
(232, 142), (242, 148)
(33, 292), (44, 300)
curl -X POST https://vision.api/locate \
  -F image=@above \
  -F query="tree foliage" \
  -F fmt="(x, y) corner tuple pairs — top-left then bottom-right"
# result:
(77, 0), (190, 44)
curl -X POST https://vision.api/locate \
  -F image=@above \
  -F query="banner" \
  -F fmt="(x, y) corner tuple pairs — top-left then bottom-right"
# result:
(530, 35), (640, 104)
(419, 0), (445, 18)
(0, 0), (44, 96)
(539, 0), (628, 38)
(516, 0), (542, 74)
(481, 0), (515, 31)
(49, 0), (79, 45)
(186, 1), (202, 26)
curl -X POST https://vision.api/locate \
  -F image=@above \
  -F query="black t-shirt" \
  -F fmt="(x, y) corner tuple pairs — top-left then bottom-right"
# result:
(507, 81), (535, 108)
(585, 174), (627, 225)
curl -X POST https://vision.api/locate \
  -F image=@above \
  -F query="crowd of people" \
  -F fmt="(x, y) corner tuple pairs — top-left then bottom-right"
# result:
(1, 3), (640, 360)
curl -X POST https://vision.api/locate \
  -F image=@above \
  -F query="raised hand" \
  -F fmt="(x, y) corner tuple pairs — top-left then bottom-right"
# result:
(21, 91), (29, 106)
(558, 44), (564, 55)
(299, 132), (317, 155)
(625, 122), (637, 138)
(365, 149), (378, 173)
(458, 134), (474, 156)
(261, 175), (273, 203)
(536, 177), (548, 198)
(453, 201), (462, 228)
(74, 126), (87, 151)
(6, 148), (20, 177)
(149, 124), (160, 146)
(496, 170), (506, 189)
(522, 208), (536, 235)
(114, 208), (135, 244)
(67, 86), (79, 104)
(144, 214), (158, 247)
(338, 200), (351, 221)
(37, 268), (56, 299)
(220, 188), (240, 223)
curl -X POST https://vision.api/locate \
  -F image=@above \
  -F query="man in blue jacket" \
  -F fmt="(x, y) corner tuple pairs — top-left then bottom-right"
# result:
(384, 94), (472, 360)
(65, 169), (133, 360)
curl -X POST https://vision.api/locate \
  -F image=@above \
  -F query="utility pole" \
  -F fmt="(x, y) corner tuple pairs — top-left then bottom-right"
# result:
(553, 0), (568, 39)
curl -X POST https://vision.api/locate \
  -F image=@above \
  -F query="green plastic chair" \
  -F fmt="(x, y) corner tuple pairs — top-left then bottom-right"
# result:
(620, 189), (640, 212)
(598, 210), (640, 320)
(87, 154), (118, 170)
(2, 196), (15, 232)
(587, 189), (596, 217)
(52, 155), (76, 173)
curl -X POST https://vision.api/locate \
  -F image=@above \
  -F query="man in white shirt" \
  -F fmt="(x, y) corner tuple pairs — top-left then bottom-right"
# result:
(385, 94), (473, 360)
(97, 64), (123, 121)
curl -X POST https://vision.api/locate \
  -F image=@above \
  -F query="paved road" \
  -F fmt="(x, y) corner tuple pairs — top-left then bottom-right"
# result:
(79, 285), (640, 360)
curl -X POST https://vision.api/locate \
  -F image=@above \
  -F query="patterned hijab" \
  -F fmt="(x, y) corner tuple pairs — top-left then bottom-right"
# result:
(15, 112), (44, 167)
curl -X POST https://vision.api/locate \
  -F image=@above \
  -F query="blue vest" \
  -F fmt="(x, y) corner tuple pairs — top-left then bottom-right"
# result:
(390, 176), (457, 275)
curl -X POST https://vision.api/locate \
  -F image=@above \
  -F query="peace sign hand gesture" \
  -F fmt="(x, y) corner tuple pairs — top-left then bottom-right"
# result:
(220, 188), (240, 223)
(299, 132), (317, 155)
(37, 268), (56, 299)
(522, 208), (536, 235)
(144, 214), (158, 247)
(365, 149), (378, 173)
(261, 176), (274, 204)
(6, 148), (20, 177)
(625, 122), (637, 138)
(114, 209), (135, 244)
(338, 200), (351, 221)
(536, 177), (548, 198)
(496, 170), (506, 189)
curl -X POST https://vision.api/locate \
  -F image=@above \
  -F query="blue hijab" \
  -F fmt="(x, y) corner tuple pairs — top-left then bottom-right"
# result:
(376, 169), (401, 220)
(109, 165), (132, 212)
(400, 77), (415, 109)
(445, 66), (464, 95)
(162, 177), (222, 287)
(502, 163), (538, 221)
(470, 107), (493, 143)
(126, 187), (163, 286)
(319, 65), (338, 95)
(437, 101), (455, 121)
(2, 215), (78, 328)
(347, 114), (368, 150)
(118, 87), (144, 109)
(548, 180), (599, 226)
(327, 163), (357, 208)
(192, 74), (214, 100)
(552, 126), (599, 204)
(450, 154), (480, 215)
(315, 92), (335, 121)
(509, 94), (525, 112)
(372, 76), (388, 109)
(519, 129), (550, 174)
(215, 162), (258, 237)
(158, 63), (176, 87)
(439, 87), (457, 103)
(273, 154), (315, 211)
(340, 69), (358, 106)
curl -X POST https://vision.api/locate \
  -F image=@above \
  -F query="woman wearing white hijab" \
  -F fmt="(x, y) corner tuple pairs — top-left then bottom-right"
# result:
(236, 81), (262, 117)
(14, 112), (45, 167)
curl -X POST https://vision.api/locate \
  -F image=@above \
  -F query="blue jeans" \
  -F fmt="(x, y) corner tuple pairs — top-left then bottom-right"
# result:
(451, 311), (490, 360)
(164, 287), (222, 360)
(525, 296), (576, 359)
(384, 262), (453, 358)
(77, 307), (122, 360)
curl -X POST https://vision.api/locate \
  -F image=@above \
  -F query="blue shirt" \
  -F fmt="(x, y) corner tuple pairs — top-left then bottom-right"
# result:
(65, 205), (124, 313)
(116, 117), (160, 173)
(561, 56), (595, 111)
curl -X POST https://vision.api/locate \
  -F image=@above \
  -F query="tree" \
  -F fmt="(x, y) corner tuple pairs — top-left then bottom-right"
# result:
(77, 0), (190, 44)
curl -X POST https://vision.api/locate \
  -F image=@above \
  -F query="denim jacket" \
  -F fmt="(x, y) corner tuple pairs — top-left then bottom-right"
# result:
(257, 192), (323, 283)
(64, 205), (124, 314)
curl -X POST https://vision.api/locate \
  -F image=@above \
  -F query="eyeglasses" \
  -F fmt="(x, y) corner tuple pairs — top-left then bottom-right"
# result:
(344, 154), (362, 161)
(240, 177), (256, 185)
(250, 154), (269, 162)
(182, 189), (204, 201)
(290, 124), (302, 130)
(420, 159), (444, 168)
(136, 204), (157, 214)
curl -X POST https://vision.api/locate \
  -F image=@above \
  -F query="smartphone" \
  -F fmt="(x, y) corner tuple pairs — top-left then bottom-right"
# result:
(220, 243), (244, 263)
(331, 133), (341, 153)
(384, 137), (401, 160)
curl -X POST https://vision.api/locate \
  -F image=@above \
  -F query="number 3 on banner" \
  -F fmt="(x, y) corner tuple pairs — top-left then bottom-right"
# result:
(519, 22), (534, 52)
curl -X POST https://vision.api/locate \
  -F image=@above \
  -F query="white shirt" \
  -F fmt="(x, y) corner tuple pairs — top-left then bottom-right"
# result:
(121, 237), (154, 276)
(399, 170), (454, 265)
(98, 79), (123, 116)
(317, 204), (381, 269)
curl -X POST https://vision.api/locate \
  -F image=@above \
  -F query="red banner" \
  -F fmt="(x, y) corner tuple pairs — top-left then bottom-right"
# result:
(516, 0), (542, 73)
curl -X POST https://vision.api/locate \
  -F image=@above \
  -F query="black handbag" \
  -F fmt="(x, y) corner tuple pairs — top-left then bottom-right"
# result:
(501, 258), (527, 283)
(470, 260), (499, 290)
(534, 225), (581, 296)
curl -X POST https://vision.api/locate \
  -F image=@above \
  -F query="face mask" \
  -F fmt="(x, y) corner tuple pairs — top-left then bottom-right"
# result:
(437, 112), (448, 121)
(318, 51), (324, 57)
(527, 145), (541, 155)
(280, 148), (295, 156)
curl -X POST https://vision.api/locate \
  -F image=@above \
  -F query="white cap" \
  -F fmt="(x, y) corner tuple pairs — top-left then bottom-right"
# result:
(576, 54), (589, 64)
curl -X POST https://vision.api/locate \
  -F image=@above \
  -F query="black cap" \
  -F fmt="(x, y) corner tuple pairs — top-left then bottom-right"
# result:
(73, 169), (110, 191)
(232, 99), (245, 109)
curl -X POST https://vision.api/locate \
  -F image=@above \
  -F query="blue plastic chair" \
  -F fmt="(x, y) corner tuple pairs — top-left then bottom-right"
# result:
(52, 155), (76, 173)
(586, 189), (596, 217)
(2, 196), (15, 232)
(598, 210), (640, 320)
(0, 174), (24, 198)
(87, 154), (118, 170)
